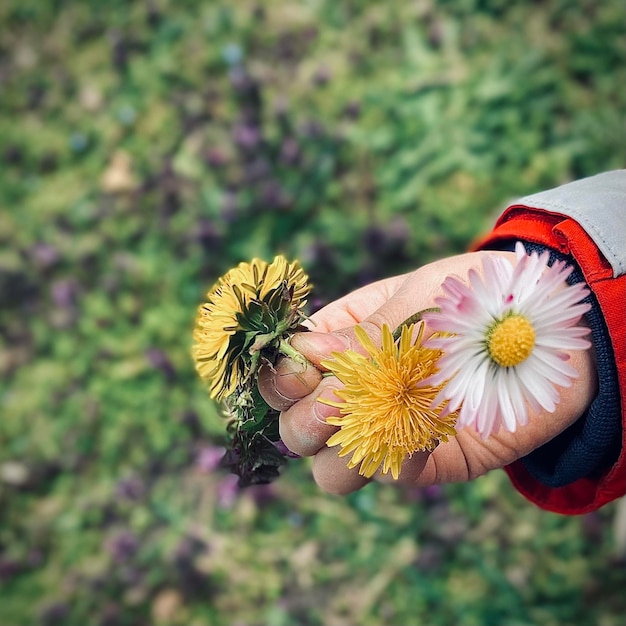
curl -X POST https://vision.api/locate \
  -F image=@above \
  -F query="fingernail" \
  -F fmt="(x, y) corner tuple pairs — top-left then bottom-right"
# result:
(274, 358), (321, 395)
(291, 332), (349, 358)
(312, 387), (342, 424)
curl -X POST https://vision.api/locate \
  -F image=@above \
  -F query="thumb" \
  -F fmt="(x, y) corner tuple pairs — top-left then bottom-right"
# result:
(340, 282), (420, 352)
(259, 284), (416, 411)
(292, 278), (421, 361)
(322, 251), (505, 354)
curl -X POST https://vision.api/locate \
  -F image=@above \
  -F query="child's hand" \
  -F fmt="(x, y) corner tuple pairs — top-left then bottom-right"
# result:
(258, 251), (597, 494)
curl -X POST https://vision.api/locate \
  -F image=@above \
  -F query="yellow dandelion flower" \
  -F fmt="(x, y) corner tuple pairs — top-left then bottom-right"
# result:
(321, 324), (457, 480)
(192, 256), (310, 400)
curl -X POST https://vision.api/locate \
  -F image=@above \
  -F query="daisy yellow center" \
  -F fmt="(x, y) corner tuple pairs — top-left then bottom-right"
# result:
(487, 315), (536, 368)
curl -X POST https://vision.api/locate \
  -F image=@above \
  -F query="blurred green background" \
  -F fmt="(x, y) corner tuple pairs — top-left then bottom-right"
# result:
(1, 0), (625, 624)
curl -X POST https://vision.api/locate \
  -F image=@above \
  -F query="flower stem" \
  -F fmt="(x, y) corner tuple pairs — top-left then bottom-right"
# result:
(393, 307), (440, 341)
(277, 338), (307, 364)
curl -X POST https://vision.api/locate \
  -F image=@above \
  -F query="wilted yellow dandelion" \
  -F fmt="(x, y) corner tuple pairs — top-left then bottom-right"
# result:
(321, 324), (457, 480)
(192, 256), (310, 400)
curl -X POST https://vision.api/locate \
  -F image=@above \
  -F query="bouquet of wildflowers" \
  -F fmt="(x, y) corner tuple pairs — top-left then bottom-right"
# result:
(192, 257), (311, 485)
(192, 244), (591, 485)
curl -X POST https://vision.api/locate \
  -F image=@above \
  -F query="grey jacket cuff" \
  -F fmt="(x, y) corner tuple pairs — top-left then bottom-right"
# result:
(513, 170), (626, 277)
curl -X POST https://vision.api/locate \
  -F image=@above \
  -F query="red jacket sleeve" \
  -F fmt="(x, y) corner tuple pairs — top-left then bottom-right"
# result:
(474, 206), (626, 514)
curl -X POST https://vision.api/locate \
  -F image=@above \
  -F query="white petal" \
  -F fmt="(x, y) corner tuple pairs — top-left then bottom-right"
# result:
(467, 361), (490, 411)
(516, 361), (558, 412)
(531, 349), (578, 385)
(477, 383), (500, 438)
(496, 370), (520, 432)
(505, 370), (529, 427)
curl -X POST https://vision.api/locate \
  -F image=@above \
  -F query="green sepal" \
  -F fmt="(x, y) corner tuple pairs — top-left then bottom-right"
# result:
(238, 386), (272, 434)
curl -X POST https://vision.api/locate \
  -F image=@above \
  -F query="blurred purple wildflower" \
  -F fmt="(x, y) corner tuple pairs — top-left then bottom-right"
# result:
(40, 603), (69, 626)
(30, 243), (60, 269)
(312, 65), (331, 86)
(195, 445), (226, 474)
(114, 476), (144, 502)
(220, 190), (239, 222)
(342, 100), (361, 119)
(423, 485), (444, 501)
(273, 439), (300, 459)
(233, 123), (261, 150)
(145, 347), (176, 382)
(216, 474), (239, 509)
(106, 532), (139, 563)
(51, 279), (78, 308)
(0, 558), (22, 581)
(248, 483), (277, 508)
(280, 137), (300, 165)
(205, 148), (228, 168)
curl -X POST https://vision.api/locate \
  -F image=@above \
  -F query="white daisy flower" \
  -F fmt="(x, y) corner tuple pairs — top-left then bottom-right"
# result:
(424, 242), (592, 438)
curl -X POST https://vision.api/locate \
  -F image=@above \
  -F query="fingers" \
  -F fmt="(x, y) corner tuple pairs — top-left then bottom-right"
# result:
(258, 349), (383, 495)
(278, 376), (344, 456)
(304, 273), (413, 333)
(311, 447), (370, 494)
(274, 371), (373, 494)
(290, 332), (350, 369)
(259, 271), (429, 412)
(374, 450), (433, 486)
(257, 332), (348, 411)
(327, 274), (424, 357)
(266, 251), (547, 496)
(329, 251), (517, 354)
(257, 356), (323, 411)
